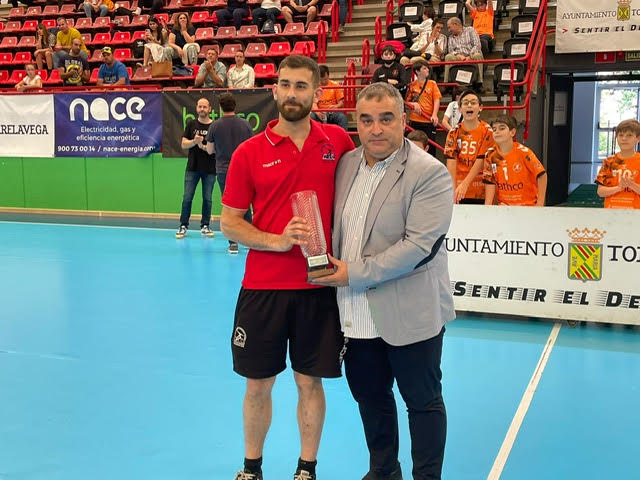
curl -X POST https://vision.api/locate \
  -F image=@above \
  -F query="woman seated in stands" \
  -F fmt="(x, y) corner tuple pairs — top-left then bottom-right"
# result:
(400, 17), (447, 66)
(34, 23), (56, 71)
(15, 63), (43, 92)
(227, 50), (255, 88)
(142, 16), (173, 67)
(82, 0), (141, 20)
(168, 12), (200, 65)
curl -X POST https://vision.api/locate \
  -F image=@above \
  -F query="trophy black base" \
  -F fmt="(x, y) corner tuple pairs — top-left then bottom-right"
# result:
(306, 254), (333, 281)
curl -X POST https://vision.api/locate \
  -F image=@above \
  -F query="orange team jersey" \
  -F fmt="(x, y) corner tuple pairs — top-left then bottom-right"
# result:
(317, 79), (344, 109)
(406, 79), (442, 123)
(471, 7), (495, 38)
(594, 152), (640, 209)
(483, 142), (546, 206)
(444, 120), (494, 200)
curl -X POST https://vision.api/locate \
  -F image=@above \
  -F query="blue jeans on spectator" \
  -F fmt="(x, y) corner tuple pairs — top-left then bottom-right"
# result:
(83, 3), (110, 18)
(339, 0), (347, 26)
(311, 111), (349, 130)
(216, 7), (250, 30)
(252, 7), (280, 29)
(217, 171), (252, 243)
(179, 171), (215, 228)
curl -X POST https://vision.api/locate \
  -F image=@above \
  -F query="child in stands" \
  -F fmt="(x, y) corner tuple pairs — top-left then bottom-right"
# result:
(595, 119), (640, 209)
(483, 115), (547, 206)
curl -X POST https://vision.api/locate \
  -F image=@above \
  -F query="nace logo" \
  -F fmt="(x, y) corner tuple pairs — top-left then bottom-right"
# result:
(69, 96), (146, 122)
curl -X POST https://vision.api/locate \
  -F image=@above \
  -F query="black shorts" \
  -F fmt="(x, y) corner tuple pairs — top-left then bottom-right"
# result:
(231, 287), (344, 379)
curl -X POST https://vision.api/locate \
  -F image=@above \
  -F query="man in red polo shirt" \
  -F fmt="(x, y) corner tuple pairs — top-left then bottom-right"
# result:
(220, 55), (354, 480)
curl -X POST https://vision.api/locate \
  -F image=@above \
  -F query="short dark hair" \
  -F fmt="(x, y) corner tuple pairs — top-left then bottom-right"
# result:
(219, 92), (236, 113)
(459, 89), (483, 105)
(424, 6), (436, 19)
(433, 17), (445, 27)
(491, 115), (518, 131)
(278, 55), (320, 87)
(412, 58), (429, 73)
(407, 129), (429, 147)
(56, 17), (67, 25)
(319, 64), (330, 76)
(382, 45), (396, 56)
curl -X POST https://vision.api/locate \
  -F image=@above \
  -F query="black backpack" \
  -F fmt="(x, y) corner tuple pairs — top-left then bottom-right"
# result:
(261, 19), (275, 34)
(132, 39), (145, 60)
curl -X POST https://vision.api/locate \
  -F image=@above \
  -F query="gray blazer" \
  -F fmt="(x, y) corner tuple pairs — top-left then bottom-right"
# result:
(333, 139), (456, 346)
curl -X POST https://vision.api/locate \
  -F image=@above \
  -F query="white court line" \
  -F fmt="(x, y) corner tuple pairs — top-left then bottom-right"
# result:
(0, 220), (196, 232)
(487, 322), (562, 480)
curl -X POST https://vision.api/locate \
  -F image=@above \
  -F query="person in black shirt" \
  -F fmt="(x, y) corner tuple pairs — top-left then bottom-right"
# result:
(176, 97), (216, 239)
(206, 92), (254, 254)
(372, 45), (410, 96)
(215, 0), (250, 30)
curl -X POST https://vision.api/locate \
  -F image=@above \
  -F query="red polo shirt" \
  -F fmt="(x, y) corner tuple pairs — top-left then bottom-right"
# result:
(222, 119), (355, 290)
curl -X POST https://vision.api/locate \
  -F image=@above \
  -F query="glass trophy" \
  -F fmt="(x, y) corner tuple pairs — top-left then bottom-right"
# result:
(290, 190), (333, 280)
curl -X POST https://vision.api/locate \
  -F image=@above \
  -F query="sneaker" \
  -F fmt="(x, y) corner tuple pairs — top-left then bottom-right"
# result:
(294, 469), (315, 480)
(235, 470), (263, 480)
(175, 225), (187, 239)
(133, 7), (142, 15)
(201, 225), (214, 237)
(228, 242), (239, 254)
(338, 25), (345, 33)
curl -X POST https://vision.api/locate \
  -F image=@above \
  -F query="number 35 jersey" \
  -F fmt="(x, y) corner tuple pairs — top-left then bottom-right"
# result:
(444, 120), (494, 200)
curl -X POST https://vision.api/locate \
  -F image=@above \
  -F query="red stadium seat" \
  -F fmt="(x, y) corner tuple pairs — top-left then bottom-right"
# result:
(0, 70), (10, 85)
(8, 69), (27, 85)
(154, 13), (170, 25)
(89, 49), (105, 63)
(219, 43), (243, 59)
(119, 1), (132, 9)
(8, 8), (25, 19)
(282, 22), (305, 37)
(191, 11), (210, 24)
(132, 30), (147, 40)
(114, 48), (133, 61)
(166, 0), (184, 11)
(207, 0), (227, 7)
(90, 68), (100, 83)
(36, 69), (49, 82)
(75, 17), (93, 31)
(42, 5), (59, 17)
(195, 27), (215, 41)
(0, 53), (13, 66)
(25, 6), (42, 18)
(305, 21), (327, 36)
(42, 19), (56, 29)
(244, 42), (267, 58)
(12, 51), (33, 65)
(44, 68), (62, 85)
(198, 43), (219, 58)
(237, 25), (258, 39)
(126, 66), (133, 78)
(91, 32), (112, 45)
(59, 5), (77, 16)
(17, 36), (37, 48)
(253, 62), (277, 79)
(215, 26), (236, 39)
(291, 41), (315, 56)
(131, 15), (150, 28)
(112, 31), (132, 45)
(4, 22), (22, 34)
(0, 23), (3, 33)
(81, 33), (92, 45)
(0, 37), (19, 49)
(132, 65), (152, 81)
(319, 3), (332, 17)
(22, 20), (38, 32)
(114, 16), (131, 27)
(93, 17), (112, 30)
(266, 41), (291, 57)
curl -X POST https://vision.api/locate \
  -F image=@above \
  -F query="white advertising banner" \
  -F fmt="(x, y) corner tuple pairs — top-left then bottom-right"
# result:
(556, 0), (640, 53)
(448, 206), (640, 325)
(0, 94), (55, 158)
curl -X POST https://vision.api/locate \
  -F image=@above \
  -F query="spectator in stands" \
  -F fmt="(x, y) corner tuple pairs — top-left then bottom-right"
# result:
(409, 6), (435, 35)
(195, 48), (227, 88)
(227, 51), (255, 88)
(58, 38), (91, 86)
(400, 17), (447, 66)
(96, 46), (131, 86)
(372, 45), (410, 95)
(142, 16), (173, 66)
(282, 0), (318, 28)
(82, 0), (111, 19)
(205, 92), (254, 254)
(595, 119), (640, 209)
(405, 59), (441, 155)
(35, 23), (56, 71)
(407, 129), (429, 150)
(465, 0), (494, 56)
(15, 63), (43, 92)
(252, 0), (282, 32)
(310, 64), (348, 130)
(216, 0), (250, 31)
(443, 17), (484, 89)
(444, 89), (494, 203)
(337, 0), (347, 33)
(168, 12), (200, 66)
(484, 115), (547, 206)
(10, 0), (34, 8)
(52, 17), (89, 69)
(139, 0), (164, 16)
(442, 88), (462, 131)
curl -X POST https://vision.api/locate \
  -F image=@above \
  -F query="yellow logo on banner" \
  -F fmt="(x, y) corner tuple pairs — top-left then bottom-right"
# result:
(618, 0), (631, 21)
(567, 228), (606, 281)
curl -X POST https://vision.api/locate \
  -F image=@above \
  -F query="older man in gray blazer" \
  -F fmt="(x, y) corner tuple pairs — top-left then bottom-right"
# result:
(312, 82), (455, 480)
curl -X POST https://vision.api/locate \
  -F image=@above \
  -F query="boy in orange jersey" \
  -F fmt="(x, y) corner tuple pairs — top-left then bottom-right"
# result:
(444, 89), (494, 203)
(483, 115), (547, 206)
(405, 59), (442, 155)
(466, 0), (495, 55)
(595, 118), (640, 209)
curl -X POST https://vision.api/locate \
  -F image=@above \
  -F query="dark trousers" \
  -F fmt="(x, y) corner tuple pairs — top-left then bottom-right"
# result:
(217, 171), (252, 243)
(140, 0), (164, 16)
(344, 327), (446, 480)
(179, 170), (215, 228)
(479, 34), (494, 56)
(252, 7), (280, 28)
(409, 120), (437, 157)
(216, 7), (250, 30)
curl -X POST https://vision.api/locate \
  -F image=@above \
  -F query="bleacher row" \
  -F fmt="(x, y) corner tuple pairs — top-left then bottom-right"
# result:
(0, 0), (331, 86)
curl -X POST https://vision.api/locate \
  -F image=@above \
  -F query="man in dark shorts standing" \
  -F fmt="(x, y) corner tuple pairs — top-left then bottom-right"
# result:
(206, 92), (254, 254)
(220, 55), (354, 480)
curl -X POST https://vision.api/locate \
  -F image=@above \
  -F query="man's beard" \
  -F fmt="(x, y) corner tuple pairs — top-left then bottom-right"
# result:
(277, 99), (312, 122)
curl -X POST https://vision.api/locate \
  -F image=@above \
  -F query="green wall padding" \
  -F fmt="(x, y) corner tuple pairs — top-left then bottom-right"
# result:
(23, 157), (87, 210)
(0, 157), (25, 208)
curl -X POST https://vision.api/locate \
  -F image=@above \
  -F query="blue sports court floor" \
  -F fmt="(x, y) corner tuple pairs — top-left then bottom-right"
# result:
(1, 221), (638, 480)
